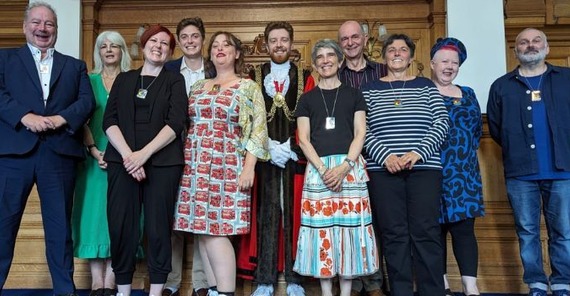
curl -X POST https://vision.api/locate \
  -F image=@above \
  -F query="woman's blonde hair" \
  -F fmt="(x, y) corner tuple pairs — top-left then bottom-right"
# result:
(92, 30), (131, 73)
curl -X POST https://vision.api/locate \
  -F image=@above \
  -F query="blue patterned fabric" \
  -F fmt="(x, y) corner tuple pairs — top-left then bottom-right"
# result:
(439, 86), (485, 223)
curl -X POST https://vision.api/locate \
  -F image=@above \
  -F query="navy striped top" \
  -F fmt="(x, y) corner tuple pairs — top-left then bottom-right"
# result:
(361, 77), (449, 171)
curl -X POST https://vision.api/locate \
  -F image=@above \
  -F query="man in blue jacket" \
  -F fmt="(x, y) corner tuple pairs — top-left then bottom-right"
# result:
(0, 2), (95, 296)
(487, 28), (570, 296)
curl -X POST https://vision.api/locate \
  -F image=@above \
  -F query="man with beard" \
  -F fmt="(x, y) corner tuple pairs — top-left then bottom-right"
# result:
(163, 17), (215, 296)
(237, 21), (314, 296)
(337, 20), (386, 296)
(487, 28), (570, 296)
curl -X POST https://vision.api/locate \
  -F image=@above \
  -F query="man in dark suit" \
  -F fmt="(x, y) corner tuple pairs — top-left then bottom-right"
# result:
(0, 2), (95, 296)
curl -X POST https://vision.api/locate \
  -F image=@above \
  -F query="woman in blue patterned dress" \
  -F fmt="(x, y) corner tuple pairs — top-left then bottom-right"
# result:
(430, 37), (484, 296)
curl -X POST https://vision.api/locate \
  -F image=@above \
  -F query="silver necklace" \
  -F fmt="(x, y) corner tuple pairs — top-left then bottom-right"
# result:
(137, 75), (159, 99)
(319, 84), (340, 130)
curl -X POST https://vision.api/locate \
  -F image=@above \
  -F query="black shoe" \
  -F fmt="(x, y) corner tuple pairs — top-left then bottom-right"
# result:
(103, 288), (118, 296)
(193, 288), (208, 296)
(93, 289), (106, 296)
(445, 289), (454, 296)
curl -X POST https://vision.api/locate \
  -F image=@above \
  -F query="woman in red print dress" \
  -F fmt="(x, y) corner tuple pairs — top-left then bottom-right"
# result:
(293, 39), (379, 296)
(174, 31), (269, 296)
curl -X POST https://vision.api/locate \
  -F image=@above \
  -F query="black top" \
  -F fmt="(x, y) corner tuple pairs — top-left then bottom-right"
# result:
(103, 67), (188, 166)
(295, 83), (366, 156)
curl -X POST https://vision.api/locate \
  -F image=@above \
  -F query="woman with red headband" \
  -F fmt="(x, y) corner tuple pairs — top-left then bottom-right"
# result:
(430, 37), (484, 296)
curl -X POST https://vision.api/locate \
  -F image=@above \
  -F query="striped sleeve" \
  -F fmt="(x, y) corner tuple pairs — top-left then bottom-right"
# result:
(412, 86), (449, 162)
(365, 123), (392, 166)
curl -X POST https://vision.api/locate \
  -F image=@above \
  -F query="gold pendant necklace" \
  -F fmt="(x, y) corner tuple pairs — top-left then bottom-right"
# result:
(389, 78), (407, 107)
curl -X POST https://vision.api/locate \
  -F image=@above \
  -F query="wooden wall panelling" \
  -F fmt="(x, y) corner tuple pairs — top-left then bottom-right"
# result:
(0, 1), (28, 49)
(429, 0), (447, 46)
(81, 0), (433, 69)
(81, 0), (102, 69)
(504, 0), (546, 27)
(546, 0), (570, 24)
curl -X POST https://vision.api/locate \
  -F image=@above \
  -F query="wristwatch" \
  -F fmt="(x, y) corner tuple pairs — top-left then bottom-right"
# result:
(344, 158), (356, 168)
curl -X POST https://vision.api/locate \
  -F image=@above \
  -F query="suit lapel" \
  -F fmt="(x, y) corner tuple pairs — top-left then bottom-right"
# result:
(124, 68), (141, 123)
(17, 46), (42, 93)
(50, 51), (65, 89)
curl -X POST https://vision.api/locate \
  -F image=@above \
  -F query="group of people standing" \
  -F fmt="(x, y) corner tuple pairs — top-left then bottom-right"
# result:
(0, 2), (569, 296)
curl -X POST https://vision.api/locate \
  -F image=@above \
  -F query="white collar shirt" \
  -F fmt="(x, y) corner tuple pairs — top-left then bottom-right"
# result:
(28, 43), (55, 106)
(180, 57), (205, 95)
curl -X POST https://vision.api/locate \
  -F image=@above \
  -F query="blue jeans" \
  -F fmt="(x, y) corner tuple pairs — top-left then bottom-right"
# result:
(506, 178), (570, 291)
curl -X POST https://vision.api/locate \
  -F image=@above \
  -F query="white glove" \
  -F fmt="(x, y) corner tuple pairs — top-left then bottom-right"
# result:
(290, 150), (298, 162)
(268, 138), (279, 151)
(282, 138), (299, 161)
(269, 138), (289, 168)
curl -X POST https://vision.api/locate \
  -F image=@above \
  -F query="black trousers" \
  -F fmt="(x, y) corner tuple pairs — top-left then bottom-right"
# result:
(369, 170), (445, 296)
(441, 218), (478, 276)
(254, 161), (302, 285)
(107, 162), (182, 285)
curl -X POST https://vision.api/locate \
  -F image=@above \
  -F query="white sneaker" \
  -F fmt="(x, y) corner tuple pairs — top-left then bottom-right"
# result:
(207, 290), (219, 296)
(286, 283), (305, 296)
(251, 284), (274, 296)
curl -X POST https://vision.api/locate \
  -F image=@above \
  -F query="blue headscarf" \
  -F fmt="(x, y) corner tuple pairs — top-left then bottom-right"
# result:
(430, 37), (467, 66)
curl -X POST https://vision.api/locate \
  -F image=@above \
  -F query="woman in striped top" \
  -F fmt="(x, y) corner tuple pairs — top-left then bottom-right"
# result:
(361, 33), (449, 296)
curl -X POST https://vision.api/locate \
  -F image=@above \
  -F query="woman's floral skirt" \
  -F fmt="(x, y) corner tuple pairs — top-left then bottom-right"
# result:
(293, 154), (379, 278)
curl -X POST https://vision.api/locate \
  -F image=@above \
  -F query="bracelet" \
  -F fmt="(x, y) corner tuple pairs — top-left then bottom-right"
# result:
(317, 164), (327, 175)
(344, 158), (356, 168)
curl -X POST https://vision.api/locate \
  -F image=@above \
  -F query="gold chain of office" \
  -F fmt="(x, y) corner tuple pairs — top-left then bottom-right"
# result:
(256, 65), (305, 122)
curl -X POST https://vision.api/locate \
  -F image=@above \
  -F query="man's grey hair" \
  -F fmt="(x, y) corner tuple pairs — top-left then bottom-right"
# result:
(24, 1), (58, 25)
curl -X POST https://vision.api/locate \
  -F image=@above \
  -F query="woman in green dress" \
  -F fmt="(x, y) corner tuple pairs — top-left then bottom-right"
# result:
(72, 30), (131, 296)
